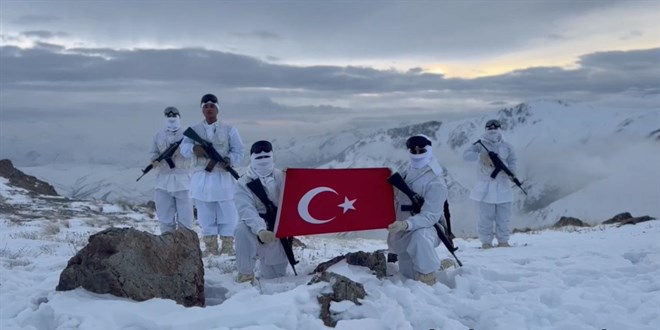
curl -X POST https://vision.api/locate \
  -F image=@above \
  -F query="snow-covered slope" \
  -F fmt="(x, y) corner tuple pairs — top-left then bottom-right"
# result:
(17, 100), (660, 235)
(1, 176), (659, 330)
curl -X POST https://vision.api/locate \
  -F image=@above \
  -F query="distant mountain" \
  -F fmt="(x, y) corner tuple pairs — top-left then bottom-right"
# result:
(17, 100), (660, 235)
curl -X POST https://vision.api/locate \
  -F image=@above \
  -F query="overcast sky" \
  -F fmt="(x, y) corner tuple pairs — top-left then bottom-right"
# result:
(0, 0), (659, 166)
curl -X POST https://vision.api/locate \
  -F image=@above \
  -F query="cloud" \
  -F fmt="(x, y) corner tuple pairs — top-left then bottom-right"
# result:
(20, 30), (70, 39)
(11, 15), (60, 25)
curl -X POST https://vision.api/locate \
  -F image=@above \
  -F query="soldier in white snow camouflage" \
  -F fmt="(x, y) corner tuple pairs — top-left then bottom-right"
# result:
(463, 119), (518, 249)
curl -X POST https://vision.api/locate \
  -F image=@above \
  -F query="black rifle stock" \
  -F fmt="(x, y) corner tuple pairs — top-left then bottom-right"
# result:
(136, 139), (183, 182)
(246, 179), (299, 275)
(387, 172), (462, 267)
(183, 127), (240, 180)
(474, 140), (528, 195)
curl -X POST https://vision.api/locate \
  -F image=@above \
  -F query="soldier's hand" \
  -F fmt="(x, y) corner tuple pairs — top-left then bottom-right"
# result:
(258, 230), (277, 243)
(193, 145), (207, 157)
(220, 156), (231, 169)
(480, 152), (494, 168)
(387, 221), (408, 233)
(151, 160), (160, 168)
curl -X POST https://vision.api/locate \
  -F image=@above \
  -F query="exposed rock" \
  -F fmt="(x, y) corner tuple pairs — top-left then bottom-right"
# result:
(617, 216), (655, 227)
(0, 159), (58, 196)
(291, 237), (307, 248)
(602, 212), (633, 224)
(553, 216), (589, 228)
(308, 271), (366, 327)
(56, 227), (205, 307)
(512, 227), (534, 234)
(311, 251), (386, 279)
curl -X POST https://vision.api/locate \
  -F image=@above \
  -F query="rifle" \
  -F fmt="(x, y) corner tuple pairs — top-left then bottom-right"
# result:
(183, 127), (239, 180)
(246, 179), (299, 275)
(387, 172), (462, 267)
(136, 139), (183, 182)
(474, 140), (527, 195)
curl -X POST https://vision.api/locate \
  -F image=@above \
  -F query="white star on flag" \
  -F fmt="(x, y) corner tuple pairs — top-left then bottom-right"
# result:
(337, 196), (357, 214)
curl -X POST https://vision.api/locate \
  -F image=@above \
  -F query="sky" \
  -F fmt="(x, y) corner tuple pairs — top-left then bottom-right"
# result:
(1, 177), (659, 329)
(0, 0), (659, 166)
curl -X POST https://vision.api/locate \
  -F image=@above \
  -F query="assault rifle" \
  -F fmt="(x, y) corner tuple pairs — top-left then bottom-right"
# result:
(387, 172), (462, 267)
(183, 127), (239, 179)
(136, 139), (183, 182)
(246, 179), (299, 275)
(474, 140), (527, 195)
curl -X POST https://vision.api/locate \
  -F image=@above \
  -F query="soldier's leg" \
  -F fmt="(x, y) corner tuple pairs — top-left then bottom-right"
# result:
(477, 201), (496, 246)
(495, 202), (513, 246)
(260, 262), (288, 279)
(195, 200), (219, 255)
(407, 228), (441, 276)
(234, 222), (257, 279)
(397, 253), (415, 280)
(173, 190), (194, 230)
(154, 189), (176, 234)
(217, 200), (238, 255)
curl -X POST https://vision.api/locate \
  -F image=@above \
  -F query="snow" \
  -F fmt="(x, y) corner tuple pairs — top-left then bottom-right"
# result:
(1, 179), (659, 330)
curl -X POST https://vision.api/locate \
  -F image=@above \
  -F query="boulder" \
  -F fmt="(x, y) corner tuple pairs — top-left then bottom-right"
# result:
(308, 271), (366, 327)
(553, 216), (589, 228)
(56, 227), (205, 307)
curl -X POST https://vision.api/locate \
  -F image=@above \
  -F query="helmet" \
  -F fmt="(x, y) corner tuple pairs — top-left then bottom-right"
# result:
(250, 140), (273, 154)
(200, 94), (218, 106)
(485, 119), (501, 130)
(406, 135), (432, 150)
(163, 106), (180, 117)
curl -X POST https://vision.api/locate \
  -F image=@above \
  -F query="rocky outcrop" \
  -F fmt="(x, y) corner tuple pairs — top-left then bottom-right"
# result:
(553, 216), (589, 228)
(56, 227), (205, 307)
(0, 159), (58, 196)
(308, 271), (366, 328)
(312, 251), (386, 279)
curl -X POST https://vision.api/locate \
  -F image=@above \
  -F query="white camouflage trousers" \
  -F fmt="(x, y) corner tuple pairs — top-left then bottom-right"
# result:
(194, 199), (238, 237)
(476, 201), (512, 244)
(234, 222), (288, 279)
(154, 189), (194, 234)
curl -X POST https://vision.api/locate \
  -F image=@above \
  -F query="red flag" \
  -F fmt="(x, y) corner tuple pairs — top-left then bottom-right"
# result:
(274, 168), (395, 237)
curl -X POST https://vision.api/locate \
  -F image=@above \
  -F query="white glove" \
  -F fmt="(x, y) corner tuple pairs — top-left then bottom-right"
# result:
(388, 221), (408, 233)
(257, 230), (276, 243)
(151, 160), (160, 168)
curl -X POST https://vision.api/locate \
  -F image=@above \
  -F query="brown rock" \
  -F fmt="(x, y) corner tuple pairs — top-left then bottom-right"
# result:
(0, 159), (58, 196)
(56, 227), (205, 307)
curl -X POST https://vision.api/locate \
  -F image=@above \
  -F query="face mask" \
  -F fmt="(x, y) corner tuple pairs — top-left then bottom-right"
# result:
(409, 148), (433, 169)
(165, 116), (181, 131)
(483, 129), (502, 142)
(250, 152), (275, 177)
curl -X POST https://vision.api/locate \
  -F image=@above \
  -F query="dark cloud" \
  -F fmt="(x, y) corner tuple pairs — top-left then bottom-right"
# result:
(2, 45), (658, 99)
(11, 14), (60, 25)
(233, 30), (281, 40)
(20, 30), (69, 39)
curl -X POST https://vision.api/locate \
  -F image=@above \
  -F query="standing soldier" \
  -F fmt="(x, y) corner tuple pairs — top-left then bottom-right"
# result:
(180, 94), (245, 256)
(463, 119), (518, 249)
(149, 106), (194, 234)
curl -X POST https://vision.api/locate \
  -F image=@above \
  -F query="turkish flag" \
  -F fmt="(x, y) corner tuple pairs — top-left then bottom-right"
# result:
(274, 168), (395, 237)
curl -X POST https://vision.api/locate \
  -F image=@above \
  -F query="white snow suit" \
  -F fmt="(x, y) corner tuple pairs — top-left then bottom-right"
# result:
(387, 158), (448, 279)
(463, 130), (517, 244)
(234, 167), (288, 279)
(149, 128), (193, 234)
(180, 120), (244, 237)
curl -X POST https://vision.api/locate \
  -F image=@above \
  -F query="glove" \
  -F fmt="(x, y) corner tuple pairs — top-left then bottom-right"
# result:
(257, 230), (276, 244)
(193, 145), (207, 157)
(480, 152), (494, 168)
(387, 221), (408, 233)
(150, 160), (160, 168)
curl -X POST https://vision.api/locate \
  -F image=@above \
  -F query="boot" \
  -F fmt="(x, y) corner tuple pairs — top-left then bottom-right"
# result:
(498, 241), (511, 247)
(415, 271), (436, 286)
(203, 236), (219, 256)
(220, 236), (235, 256)
(481, 243), (493, 249)
(440, 258), (457, 270)
(236, 272), (255, 284)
